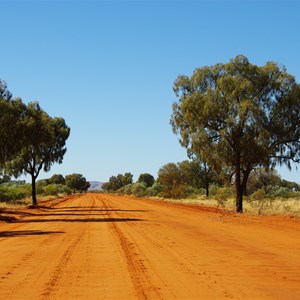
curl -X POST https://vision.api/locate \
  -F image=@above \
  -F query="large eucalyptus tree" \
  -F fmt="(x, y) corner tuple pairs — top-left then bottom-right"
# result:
(171, 55), (300, 212)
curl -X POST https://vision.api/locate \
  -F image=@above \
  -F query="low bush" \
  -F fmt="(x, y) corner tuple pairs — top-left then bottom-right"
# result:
(145, 182), (162, 197)
(132, 182), (147, 197)
(0, 184), (31, 202)
(43, 184), (70, 196)
(215, 187), (234, 207)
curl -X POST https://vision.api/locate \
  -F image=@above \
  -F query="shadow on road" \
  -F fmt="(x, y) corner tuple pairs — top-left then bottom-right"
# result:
(0, 230), (64, 238)
(17, 218), (145, 223)
(39, 206), (148, 213)
(1, 205), (147, 224)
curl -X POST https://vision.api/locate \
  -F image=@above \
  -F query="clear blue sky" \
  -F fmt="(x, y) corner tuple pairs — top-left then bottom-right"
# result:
(1, 0), (300, 183)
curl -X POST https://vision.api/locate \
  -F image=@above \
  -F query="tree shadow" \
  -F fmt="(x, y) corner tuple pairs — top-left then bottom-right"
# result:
(22, 213), (108, 217)
(40, 207), (148, 213)
(17, 218), (145, 223)
(1, 206), (147, 224)
(0, 215), (18, 223)
(0, 230), (64, 238)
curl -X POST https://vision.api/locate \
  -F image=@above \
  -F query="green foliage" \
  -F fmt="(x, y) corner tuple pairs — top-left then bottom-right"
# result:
(145, 182), (162, 197)
(37, 179), (50, 187)
(171, 55), (300, 212)
(215, 187), (234, 207)
(104, 172), (133, 191)
(42, 184), (59, 196)
(0, 80), (27, 165)
(267, 186), (298, 198)
(131, 182), (147, 197)
(187, 154), (217, 196)
(137, 173), (155, 188)
(157, 162), (184, 195)
(251, 188), (266, 201)
(280, 179), (300, 191)
(0, 174), (11, 184)
(123, 184), (133, 195)
(0, 183), (31, 202)
(40, 184), (72, 196)
(157, 160), (219, 199)
(206, 184), (218, 196)
(65, 173), (90, 193)
(49, 174), (65, 185)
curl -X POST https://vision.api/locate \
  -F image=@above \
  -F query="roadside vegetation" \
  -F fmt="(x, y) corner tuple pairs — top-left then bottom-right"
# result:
(0, 173), (90, 208)
(101, 167), (300, 216)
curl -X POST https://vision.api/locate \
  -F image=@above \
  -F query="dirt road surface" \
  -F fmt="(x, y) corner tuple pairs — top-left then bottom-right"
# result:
(0, 194), (299, 299)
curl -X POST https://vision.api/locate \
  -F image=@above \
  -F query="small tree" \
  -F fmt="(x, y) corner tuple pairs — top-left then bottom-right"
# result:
(157, 162), (188, 198)
(247, 168), (281, 195)
(49, 174), (65, 185)
(104, 172), (133, 191)
(65, 173), (90, 193)
(137, 173), (155, 188)
(187, 153), (216, 197)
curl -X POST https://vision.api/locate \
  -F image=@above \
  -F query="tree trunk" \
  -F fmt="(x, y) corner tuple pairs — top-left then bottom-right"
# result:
(205, 182), (209, 197)
(31, 174), (37, 207)
(235, 165), (243, 213)
(235, 184), (243, 213)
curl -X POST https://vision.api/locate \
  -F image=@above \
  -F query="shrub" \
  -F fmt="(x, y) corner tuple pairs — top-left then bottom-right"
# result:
(132, 182), (147, 197)
(215, 187), (233, 207)
(268, 185), (297, 198)
(145, 182), (162, 197)
(209, 184), (220, 196)
(124, 184), (133, 195)
(160, 183), (188, 199)
(0, 184), (31, 201)
(57, 184), (72, 195)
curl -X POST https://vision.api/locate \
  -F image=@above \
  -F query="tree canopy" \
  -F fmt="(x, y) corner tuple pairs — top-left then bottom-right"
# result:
(49, 174), (66, 185)
(65, 173), (90, 193)
(137, 173), (155, 188)
(102, 172), (133, 191)
(0, 80), (27, 165)
(171, 55), (300, 212)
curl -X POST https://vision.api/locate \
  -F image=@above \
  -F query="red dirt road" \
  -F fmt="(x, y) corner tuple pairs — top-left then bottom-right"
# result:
(0, 194), (299, 299)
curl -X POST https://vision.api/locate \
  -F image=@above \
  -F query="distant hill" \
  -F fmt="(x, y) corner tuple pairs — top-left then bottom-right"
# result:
(88, 181), (103, 191)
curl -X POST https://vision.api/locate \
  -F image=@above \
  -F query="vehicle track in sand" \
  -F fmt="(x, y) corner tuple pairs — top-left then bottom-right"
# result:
(0, 193), (299, 299)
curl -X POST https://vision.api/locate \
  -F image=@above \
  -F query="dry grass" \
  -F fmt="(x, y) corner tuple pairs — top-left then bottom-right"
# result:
(151, 195), (300, 217)
(0, 195), (59, 209)
(0, 198), (31, 209)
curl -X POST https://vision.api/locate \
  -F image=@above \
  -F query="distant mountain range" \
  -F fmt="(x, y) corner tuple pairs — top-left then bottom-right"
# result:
(88, 181), (104, 191)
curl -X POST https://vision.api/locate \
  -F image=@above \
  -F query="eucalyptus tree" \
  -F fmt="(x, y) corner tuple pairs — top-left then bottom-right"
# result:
(137, 173), (155, 188)
(104, 172), (134, 191)
(157, 162), (188, 198)
(6, 102), (70, 206)
(189, 157), (215, 197)
(0, 80), (27, 165)
(65, 173), (90, 193)
(171, 55), (300, 212)
(49, 174), (65, 185)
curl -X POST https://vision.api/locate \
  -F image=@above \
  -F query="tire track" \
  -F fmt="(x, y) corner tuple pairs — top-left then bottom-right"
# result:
(101, 196), (162, 300)
(40, 195), (98, 299)
(40, 233), (83, 299)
